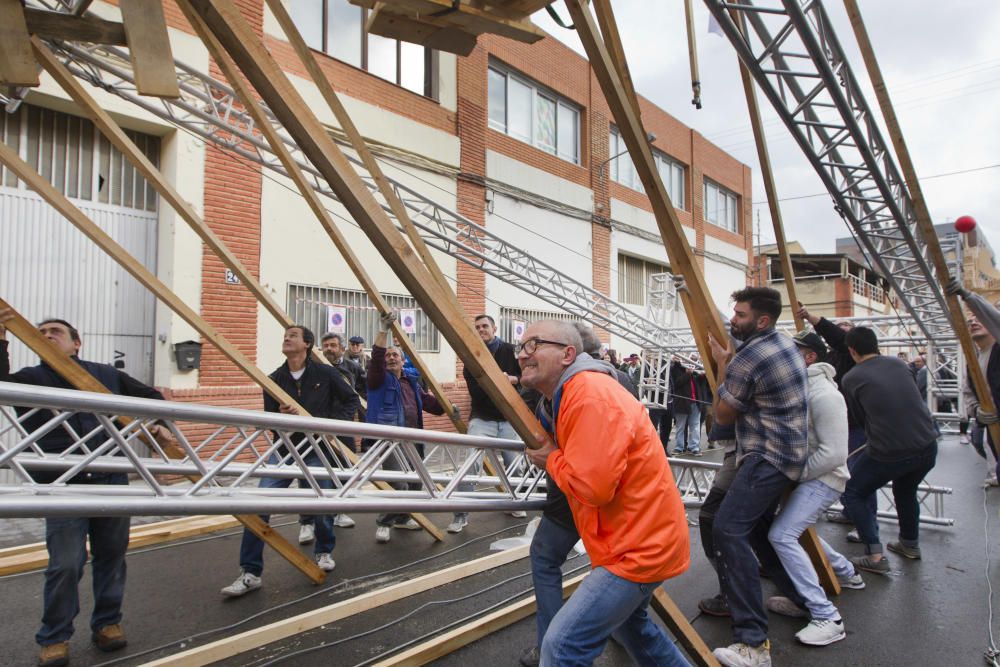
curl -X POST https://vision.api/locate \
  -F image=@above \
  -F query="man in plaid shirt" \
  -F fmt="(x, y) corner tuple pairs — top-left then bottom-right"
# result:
(708, 286), (809, 667)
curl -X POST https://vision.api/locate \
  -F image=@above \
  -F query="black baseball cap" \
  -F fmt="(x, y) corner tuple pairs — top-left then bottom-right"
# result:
(792, 330), (827, 360)
(348, 336), (365, 344)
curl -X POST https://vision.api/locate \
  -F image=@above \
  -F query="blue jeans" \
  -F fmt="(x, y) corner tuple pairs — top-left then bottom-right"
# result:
(541, 567), (690, 667)
(713, 454), (803, 647)
(37, 473), (131, 646)
(769, 479), (844, 620)
(454, 418), (520, 521)
(841, 443), (938, 554)
(674, 404), (702, 453)
(530, 516), (580, 646)
(238, 452), (335, 575)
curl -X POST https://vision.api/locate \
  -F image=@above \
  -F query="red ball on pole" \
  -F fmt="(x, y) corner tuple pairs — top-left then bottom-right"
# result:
(955, 215), (977, 233)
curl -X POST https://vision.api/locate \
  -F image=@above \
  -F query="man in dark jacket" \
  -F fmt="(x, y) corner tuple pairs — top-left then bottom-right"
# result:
(321, 332), (366, 399)
(222, 325), (360, 598)
(671, 357), (710, 456)
(0, 310), (166, 667)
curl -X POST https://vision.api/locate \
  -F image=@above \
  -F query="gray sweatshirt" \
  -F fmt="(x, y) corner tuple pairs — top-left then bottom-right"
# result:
(801, 362), (850, 493)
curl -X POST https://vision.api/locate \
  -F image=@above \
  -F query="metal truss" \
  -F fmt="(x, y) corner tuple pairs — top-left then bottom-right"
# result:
(704, 0), (952, 346)
(0, 381), (544, 517)
(17, 35), (694, 360)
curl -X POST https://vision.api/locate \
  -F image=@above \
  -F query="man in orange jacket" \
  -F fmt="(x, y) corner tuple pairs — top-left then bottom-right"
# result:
(521, 319), (691, 666)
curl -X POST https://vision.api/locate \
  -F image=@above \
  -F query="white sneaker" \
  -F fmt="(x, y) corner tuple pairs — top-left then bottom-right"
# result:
(375, 525), (391, 543)
(837, 570), (866, 590)
(315, 553), (336, 572)
(334, 514), (356, 528)
(796, 618), (846, 646)
(447, 515), (468, 534)
(766, 596), (808, 618)
(298, 523), (315, 544)
(220, 571), (261, 598)
(507, 510), (527, 518)
(713, 640), (771, 667)
(395, 518), (421, 530)
(960, 434), (971, 445)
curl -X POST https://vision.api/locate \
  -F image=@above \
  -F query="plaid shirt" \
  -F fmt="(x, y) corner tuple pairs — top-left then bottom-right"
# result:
(718, 327), (809, 479)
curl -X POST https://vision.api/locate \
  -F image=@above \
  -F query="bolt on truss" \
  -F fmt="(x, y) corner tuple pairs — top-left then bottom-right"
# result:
(704, 0), (952, 346)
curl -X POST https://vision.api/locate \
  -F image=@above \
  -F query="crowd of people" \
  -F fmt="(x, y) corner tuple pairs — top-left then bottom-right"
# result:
(2, 276), (991, 666)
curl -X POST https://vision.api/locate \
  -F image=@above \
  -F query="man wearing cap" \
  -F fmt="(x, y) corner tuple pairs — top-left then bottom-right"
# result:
(765, 330), (865, 647)
(346, 335), (370, 381)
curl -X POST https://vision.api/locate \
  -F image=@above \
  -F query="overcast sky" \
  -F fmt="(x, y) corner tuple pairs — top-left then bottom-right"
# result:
(531, 1), (1000, 256)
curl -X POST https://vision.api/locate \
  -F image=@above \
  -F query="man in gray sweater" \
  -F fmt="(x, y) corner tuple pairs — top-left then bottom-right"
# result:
(840, 327), (939, 574)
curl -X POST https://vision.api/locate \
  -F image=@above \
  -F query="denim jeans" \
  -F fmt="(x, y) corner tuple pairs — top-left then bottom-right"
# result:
(713, 454), (803, 647)
(454, 418), (520, 521)
(530, 516), (580, 646)
(541, 567), (690, 667)
(769, 479), (844, 620)
(37, 473), (131, 646)
(239, 452), (334, 575)
(674, 404), (702, 453)
(698, 450), (738, 567)
(841, 442), (938, 554)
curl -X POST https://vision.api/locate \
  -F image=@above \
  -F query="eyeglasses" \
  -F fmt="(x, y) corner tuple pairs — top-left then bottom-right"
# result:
(515, 338), (568, 356)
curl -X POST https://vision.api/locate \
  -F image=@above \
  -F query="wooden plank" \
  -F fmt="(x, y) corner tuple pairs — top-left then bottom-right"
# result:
(371, 0), (545, 42)
(0, 0), (40, 87)
(568, 0), (726, 379)
(119, 0), (180, 98)
(0, 156), (327, 582)
(366, 7), (478, 56)
(842, 0), (1000, 449)
(372, 573), (586, 666)
(24, 8), (128, 45)
(187, 0), (552, 457)
(145, 543), (531, 666)
(683, 0), (702, 108)
(650, 588), (721, 667)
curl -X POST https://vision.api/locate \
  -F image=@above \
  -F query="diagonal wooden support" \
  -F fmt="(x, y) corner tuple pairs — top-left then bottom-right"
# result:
(183, 0), (552, 455)
(651, 588), (721, 667)
(118, 0), (180, 98)
(0, 0), (40, 87)
(0, 297), (325, 583)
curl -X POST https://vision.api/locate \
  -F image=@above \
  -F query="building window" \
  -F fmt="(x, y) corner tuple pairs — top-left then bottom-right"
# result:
(617, 254), (670, 307)
(289, 0), (434, 98)
(608, 127), (686, 209)
(499, 306), (575, 344)
(287, 284), (440, 353)
(1, 103), (159, 212)
(704, 179), (739, 233)
(488, 63), (580, 164)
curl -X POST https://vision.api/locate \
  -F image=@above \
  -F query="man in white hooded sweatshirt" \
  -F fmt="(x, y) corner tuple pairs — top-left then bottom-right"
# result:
(765, 330), (866, 647)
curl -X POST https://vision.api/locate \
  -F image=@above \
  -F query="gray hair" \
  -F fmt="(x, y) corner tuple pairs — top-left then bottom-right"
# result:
(572, 322), (602, 358)
(531, 319), (584, 355)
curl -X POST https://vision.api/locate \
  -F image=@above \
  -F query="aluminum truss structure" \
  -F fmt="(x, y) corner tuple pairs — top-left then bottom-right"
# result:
(704, 0), (952, 347)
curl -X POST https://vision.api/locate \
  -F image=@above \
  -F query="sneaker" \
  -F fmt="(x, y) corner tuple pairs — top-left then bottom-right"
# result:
(846, 529), (861, 543)
(837, 570), (866, 590)
(375, 525), (392, 543)
(92, 624), (127, 652)
(698, 593), (731, 617)
(851, 554), (890, 575)
(38, 642), (69, 667)
(315, 553), (336, 572)
(886, 541), (922, 560)
(508, 510), (528, 518)
(395, 517), (421, 530)
(672, 449), (685, 456)
(713, 640), (771, 667)
(692, 450), (704, 457)
(519, 645), (540, 667)
(447, 515), (469, 534)
(334, 514), (356, 528)
(960, 434), (971, 445)
(298, 523), (315, 544)
(796, 618), (846, 646)
(825, 511), (853, 525)
(220, 571), (262, 597)
(766, 596), (808, 618)
(985, 475), (999, 488)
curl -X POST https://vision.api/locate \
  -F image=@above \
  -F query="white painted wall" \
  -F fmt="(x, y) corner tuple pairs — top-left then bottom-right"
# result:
(704, 235), (751, 314)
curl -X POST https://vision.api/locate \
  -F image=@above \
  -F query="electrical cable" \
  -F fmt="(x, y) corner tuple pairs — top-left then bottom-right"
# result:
(983, 485), (999, 666)
(91, 521), (531, 666)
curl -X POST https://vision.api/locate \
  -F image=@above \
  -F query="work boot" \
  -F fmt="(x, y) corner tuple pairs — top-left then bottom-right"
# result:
(92, 624), (127, 652)
(38, 642), (69, 667)
(698, 593), (731, 617)
(519, 645), (540, 667)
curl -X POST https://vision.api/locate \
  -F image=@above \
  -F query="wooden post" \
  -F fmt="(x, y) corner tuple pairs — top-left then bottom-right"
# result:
(182, 0), (552, 455)
(683, 0), (702, 109)
(650, 588), (721, 667)
(0, 298), (325, 583)
(0, 0), (39, 87)
(118, 0), (180, 98)
(843, 0), (1000, 448)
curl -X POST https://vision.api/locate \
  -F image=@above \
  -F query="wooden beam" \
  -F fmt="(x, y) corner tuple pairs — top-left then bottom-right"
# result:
(0, 0), (40, 87)
(185, 0), (552, 455)
(172, 2), (444, 540)
(683, 0), (702, 108)
(365, 0), (546, 42)
(24, 9), (127, 45)
(119, 0), (180, 98)
(650, 588), (721, 667)
(0, 157), (336, 581)
(372, 573), (586, 666)
(145, 543), (531, 666)
(565, 0), (726, 381)
(366, 6), (479, 56)
(842, 0), (1000, 449)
